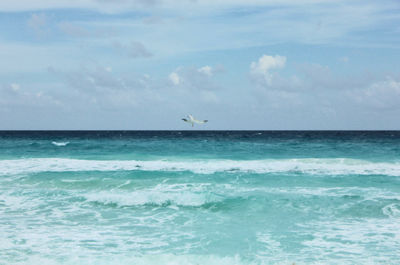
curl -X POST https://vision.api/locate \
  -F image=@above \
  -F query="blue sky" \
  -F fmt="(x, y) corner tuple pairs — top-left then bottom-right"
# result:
(1, 0), (400, 129)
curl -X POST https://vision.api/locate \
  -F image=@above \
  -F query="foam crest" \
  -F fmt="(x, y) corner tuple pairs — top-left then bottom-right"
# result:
(1, 158), (400, 176)
(5, 254), (258, 265)
(382, 203), (400, 218)
(52, 141), (69, 146)
(84, 186), (221, 207)
(302, 218), (400, 263)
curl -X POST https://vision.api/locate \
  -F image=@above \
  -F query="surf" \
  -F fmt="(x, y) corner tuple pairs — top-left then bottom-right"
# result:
(52, 141), (69, 146)
(1, 157), (400, 176)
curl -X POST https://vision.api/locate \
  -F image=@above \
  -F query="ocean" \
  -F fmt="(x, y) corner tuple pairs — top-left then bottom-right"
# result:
(0, 131), (399, 265)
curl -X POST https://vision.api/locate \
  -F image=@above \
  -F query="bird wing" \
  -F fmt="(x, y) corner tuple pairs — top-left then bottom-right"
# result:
(193, 119), (208, 124)
(182, 115), (208, 125)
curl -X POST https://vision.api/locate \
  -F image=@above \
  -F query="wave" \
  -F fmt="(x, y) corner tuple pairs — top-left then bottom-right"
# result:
(52, 141), (69, 146)
(0, 158), (400, 176)
(382, 203), (400, 218)
(81, 182), (229, 208)
(84, 189), (222, 207)
(5, 254), (258, 265)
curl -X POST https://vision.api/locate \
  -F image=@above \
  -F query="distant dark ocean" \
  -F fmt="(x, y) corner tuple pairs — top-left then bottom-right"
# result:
(1, 131), (399, 264)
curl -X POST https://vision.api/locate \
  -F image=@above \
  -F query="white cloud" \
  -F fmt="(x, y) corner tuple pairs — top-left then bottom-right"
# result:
(0, 82), (61, 109)
(3, 0), (395, 62)
(10, 83), (20, 91)
(1, 1), (399, 129)
(201, 90), (219, 103)
(198, 66), (213, 76)
(169, 72), (180, 85)
(167, 65), (224, 92)
(27, 13), (47, 29)
(197, 65), (224, 77)
(248, 56), (400, 124)
(47, 65), (162, 111)
(58, 22), (88, 37)
(27, 13), (48, 36)
(58, 21), (117, 38)
(353, 78), (400, 110)
(0, 0), (343, 12)
(250, 54), (286, 85)
(142, 16), (164, 24)
(113, 41), (153, 58)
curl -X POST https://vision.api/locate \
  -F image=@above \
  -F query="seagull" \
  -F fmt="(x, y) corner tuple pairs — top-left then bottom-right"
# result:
(182, 114), (208, 127)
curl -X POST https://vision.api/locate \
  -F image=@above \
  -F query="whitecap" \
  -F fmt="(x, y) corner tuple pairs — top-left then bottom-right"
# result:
(1, 157), (400, 176)
(382, 203), (400, 218)
(84, 186), (222, 207)
(2, 254), (254, 265)
(52, 141), (69, 146)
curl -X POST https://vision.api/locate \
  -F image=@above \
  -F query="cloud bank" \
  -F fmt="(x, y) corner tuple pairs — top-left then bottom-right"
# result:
(0, 0), (400, 129)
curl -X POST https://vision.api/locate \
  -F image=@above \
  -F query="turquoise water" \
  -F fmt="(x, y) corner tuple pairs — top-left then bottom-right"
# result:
(1, 131), (400, 265)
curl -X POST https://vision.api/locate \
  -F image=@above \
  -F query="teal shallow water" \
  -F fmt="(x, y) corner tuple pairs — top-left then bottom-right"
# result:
(0, 131), (400, 264)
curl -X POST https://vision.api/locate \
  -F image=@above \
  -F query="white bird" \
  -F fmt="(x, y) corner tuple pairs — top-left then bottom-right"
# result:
(182, 114), (208, 127)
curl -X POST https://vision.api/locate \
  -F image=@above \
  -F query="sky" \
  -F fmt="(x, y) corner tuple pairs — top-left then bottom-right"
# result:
(1, 0), (400, 130)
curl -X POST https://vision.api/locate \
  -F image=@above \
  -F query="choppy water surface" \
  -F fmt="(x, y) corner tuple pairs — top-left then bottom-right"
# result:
(1, 131), (400, 265)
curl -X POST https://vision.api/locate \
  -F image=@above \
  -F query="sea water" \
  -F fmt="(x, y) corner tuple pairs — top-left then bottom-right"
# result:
(0, 131), (399, 265)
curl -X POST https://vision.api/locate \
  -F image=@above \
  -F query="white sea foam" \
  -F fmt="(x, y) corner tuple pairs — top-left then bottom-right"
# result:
(84, 184), (222, 207)
(1, 252), (385, 265)
(301, 218), (400, 264)
(52, 141), (69, 146)
(237, 186), (400, 201)
(0, 157), (400, 176)
(382, 203), (400, 218)
(85, 191), (209, 207)
(2, 254), (260, 265)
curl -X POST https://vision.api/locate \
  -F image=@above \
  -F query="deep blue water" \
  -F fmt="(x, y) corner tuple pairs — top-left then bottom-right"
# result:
(0, 131), (399, 264)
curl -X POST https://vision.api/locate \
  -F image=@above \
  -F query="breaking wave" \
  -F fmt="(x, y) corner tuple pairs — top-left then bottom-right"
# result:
(0, 158), (400, 176)
(84, 189), (223, 207)
(52, 141), (69, 146)
(3, 254), (258, 265)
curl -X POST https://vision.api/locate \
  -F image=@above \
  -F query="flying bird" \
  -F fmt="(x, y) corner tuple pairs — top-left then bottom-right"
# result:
(182, 114), (208, 127)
